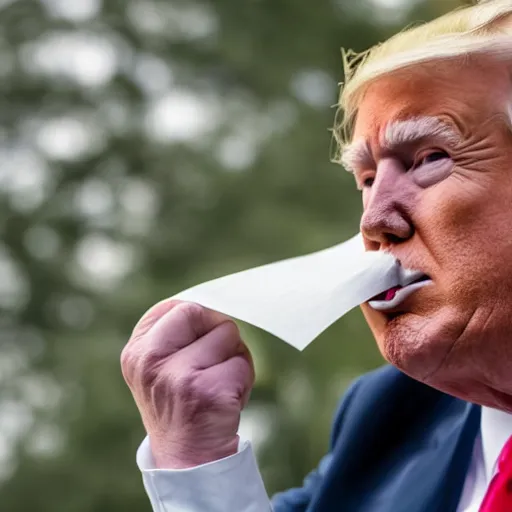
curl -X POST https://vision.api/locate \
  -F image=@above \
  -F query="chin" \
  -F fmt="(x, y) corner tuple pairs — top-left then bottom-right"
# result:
(363, 298), (512, 410)
(362, 304), (469, 383)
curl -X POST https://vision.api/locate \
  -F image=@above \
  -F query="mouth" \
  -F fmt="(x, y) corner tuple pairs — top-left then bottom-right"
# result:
(368, 269), (432, 312)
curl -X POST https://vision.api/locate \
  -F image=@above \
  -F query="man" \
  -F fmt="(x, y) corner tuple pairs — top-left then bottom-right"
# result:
(120, 0), (512, 510)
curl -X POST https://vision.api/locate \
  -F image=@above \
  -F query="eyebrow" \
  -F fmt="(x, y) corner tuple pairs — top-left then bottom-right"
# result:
(341, 116), (461, 174)
(340, 139), (372, 174)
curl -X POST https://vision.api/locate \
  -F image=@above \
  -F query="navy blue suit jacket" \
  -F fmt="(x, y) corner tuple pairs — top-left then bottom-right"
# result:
(271, 365), (481, 512)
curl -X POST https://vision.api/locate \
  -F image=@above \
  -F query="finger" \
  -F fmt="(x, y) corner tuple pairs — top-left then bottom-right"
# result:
(238, 344), (255, 409)
(202, 353), (255, 405)
(147, 302), (232, 355)
(174, 320), (243, 370)
(130, 298), (183, 341)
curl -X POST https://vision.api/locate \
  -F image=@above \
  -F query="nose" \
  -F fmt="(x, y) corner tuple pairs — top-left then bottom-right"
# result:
(360, 158), (414, 251)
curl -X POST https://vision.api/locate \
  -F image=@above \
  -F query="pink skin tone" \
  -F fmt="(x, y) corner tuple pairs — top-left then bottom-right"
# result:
(121, 56), (512, 469)
(121, 300), (254, 467)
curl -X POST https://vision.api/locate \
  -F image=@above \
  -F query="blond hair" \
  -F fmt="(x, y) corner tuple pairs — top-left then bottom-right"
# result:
(334, 0), (512, 160)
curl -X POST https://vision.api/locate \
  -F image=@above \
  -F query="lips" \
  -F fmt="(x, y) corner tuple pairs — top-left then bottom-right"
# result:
(373, 285), (403, 302)
(369, 271), (432, 312)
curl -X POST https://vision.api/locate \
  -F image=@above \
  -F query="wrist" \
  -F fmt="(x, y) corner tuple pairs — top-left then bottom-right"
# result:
(150, 435), (240, 469)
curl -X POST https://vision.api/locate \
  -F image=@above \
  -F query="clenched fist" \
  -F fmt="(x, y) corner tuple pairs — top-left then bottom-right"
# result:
(121, 300), (255, 469)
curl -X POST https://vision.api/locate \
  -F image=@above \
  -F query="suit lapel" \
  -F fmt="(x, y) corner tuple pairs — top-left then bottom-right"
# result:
(309, 394), (480, 512)
(432, 402), (482, 510)
(389, 401), (481, 512)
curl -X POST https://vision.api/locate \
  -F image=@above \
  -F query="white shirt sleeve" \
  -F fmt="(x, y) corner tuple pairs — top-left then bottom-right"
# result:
(136, 436), (272, 512)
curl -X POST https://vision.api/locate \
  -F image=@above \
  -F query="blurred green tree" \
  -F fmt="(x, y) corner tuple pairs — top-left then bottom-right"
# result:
(0, 0), (468, 509)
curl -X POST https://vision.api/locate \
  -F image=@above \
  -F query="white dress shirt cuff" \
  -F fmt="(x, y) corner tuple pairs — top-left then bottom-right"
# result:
(137, 436), (271, 512)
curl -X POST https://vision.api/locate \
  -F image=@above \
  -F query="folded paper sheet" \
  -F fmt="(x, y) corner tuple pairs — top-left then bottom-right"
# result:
(173, 234), (399, 351)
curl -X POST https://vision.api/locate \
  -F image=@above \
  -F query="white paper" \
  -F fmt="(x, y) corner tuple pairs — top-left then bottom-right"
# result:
(173, 234), (400, 350)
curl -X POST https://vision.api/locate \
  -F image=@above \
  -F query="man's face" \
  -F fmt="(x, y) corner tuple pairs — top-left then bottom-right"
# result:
(350, 58), (512, 410)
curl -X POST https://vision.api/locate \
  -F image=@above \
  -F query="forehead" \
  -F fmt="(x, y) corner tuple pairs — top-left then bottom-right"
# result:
(351, 58), (510, 144)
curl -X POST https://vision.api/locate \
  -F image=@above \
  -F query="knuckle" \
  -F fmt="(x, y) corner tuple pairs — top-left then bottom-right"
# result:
(230, 354), (255, 393)
(209, 321), (241, 351)
(244, 355), (256, 386)
(174, 301), (205, 319)
(236, 342), (254, 372)
(120, 345), (137, 384)
(218, 320), (243, 356)
(121, 343), (167, 391)
(221, 319), (241, 340)
(175, 302), (232, 339)
(139, 352), (160, 386)
(131, 299), (183, 339)
(239, 353), (254, 379)
(174, 302), (206, 334)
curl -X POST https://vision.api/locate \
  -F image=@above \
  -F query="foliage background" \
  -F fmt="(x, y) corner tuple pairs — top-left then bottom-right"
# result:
(0, 0), (471, 509)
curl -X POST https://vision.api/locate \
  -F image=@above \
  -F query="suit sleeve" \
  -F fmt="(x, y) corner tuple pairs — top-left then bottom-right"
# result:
(137, 378), (361, 512)
(270, 451), (334, 511)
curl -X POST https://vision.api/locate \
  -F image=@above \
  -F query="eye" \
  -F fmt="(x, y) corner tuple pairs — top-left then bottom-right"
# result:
(362, 176), (375, 188)
(416, 150), (449, 167)
(412, 149), (453, 187)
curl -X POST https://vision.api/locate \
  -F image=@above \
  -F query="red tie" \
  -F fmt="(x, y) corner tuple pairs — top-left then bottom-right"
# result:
(479, 436), (512, 511)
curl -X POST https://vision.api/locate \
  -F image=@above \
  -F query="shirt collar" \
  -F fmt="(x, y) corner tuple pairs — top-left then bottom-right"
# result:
(481, 406), (512, 482)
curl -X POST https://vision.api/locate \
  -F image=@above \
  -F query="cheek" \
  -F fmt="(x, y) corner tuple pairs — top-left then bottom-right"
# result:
(418, 173), (499, 250)
(418, 174), (512, 292)
(413, 160), (454, 188)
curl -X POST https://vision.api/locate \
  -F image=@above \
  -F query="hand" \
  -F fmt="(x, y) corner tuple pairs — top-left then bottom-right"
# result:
(121, 300), (255, 468)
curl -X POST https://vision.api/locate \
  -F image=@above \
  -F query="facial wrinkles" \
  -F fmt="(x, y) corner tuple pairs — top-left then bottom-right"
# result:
(349, 59), (512, 408)
(342, 117), (458, 173)
(455, 141), (500, 177)
(350, 60), (512, 247)
(351, 56), (510, 146)
(452, 117), (512, 176)
(413, 127), (510, 285)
